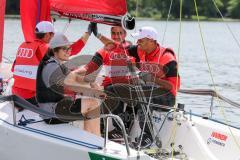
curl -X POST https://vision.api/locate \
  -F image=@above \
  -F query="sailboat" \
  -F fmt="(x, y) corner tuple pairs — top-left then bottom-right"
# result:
(0, 0), (152, 160)
(1, 0), (240, 160)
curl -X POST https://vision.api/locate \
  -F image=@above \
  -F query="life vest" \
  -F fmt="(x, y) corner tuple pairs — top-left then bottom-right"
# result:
(121, 40), (132, 49)
(36, 56), (65, 103)
(97, 45), (135, 87)
(13, 41), (47, 92)
(137, 45), (180, 96)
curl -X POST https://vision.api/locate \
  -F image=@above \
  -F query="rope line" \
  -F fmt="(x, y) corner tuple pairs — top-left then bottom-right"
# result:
(161, 0), (174, 45)
(211, 0), (240, 50)
(210, 0), (240, 150)
(168, 0), (183, 158)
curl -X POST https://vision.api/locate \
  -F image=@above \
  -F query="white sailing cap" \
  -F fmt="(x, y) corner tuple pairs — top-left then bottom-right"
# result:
(49, 32), (72, 49)
(35, 21), (54, 33)
(131, 26), (158, 40)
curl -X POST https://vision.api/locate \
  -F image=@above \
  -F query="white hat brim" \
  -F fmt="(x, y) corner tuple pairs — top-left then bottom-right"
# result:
(131, 32), (145, 40)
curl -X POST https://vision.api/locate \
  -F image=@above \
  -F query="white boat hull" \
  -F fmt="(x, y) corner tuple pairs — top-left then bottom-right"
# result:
(0, 102), (153, 160)
(1, 95), (240, 160)
(151, 110), (240, 160)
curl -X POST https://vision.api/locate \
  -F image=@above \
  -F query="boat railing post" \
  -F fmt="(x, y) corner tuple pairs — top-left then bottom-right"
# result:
(11, 101), (17, 126)
(210, 96), (214, 118)
(103, 117), (109, 151)
(100, 114), (130, 156)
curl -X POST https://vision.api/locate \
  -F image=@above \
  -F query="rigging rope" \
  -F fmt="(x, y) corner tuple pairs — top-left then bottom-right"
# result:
(161, 0), (174, 45)
(2, 56), (13, 63)
(167, 0), (183, 157)
(133, 0), (139, 45)
(62, 18), (72, 33)
(136, 0), (181, 153)
(211, 0), (240, 50)
(114, 9), (156, 147)
(210, 0), (240, 150)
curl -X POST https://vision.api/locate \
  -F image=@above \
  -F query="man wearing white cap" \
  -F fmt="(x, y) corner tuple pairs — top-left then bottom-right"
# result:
(130, 26), (180, 100)
(128, 26), (180, 148)
(12, 21), (93, 110)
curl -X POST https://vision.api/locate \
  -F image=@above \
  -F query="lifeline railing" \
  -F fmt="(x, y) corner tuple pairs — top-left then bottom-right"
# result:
(178, 89), (240, 118)
(0, 95), (131, 156)
(100, 114), (130, 156)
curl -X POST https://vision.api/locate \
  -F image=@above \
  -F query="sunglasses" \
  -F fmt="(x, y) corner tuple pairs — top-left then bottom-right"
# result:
(111, 31), (125, 35)
(61, 46), (71, 52)
(49, 32), (55, 36)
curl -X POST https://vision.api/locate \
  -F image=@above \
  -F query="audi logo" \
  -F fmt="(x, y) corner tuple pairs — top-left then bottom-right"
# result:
(109, 52), (128, 60)
(17, 48), (34, 59)
(140, 62), (162, 73)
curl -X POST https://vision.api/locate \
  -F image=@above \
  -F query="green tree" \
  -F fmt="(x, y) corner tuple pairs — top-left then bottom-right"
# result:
(227, 0), (240, 18)
(6, 0), (20, 14)
(127, 0), (137, 16)
(197, 0), (224, 18)
(170, 0), (194, 19)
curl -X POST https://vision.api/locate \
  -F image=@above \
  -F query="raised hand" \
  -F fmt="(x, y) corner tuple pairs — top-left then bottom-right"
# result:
(91, 22), (101, 38)
(87, 23), (93, 35)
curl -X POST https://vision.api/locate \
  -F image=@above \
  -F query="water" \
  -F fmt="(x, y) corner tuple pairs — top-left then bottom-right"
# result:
(2, 19), (240, 127)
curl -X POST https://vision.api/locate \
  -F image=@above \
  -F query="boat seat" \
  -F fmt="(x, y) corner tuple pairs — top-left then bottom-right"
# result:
(0, 95), (84, 121)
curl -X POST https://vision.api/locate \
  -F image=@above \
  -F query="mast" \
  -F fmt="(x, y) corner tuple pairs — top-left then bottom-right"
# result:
(0, 0), (6, 63)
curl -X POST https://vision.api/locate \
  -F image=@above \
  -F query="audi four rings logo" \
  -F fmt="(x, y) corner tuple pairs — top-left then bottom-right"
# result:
(17, 48), (34, 58)
(140, 63), (161, 73)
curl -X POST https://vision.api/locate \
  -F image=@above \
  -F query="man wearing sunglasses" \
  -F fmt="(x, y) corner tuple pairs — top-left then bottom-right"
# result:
(90, 25), (180, 148)
(12, 21), (93, 110)
(110, 26), (132, 47)
(83, 24), (135, 140)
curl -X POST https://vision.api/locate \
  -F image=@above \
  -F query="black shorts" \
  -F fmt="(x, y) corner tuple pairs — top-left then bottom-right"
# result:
(44, 98), (82, 125)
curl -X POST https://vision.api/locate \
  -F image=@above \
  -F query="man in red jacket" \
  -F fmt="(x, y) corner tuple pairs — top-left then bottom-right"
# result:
(12, 21), (93, 109)
(90, 24), (136, 138)
(129, 26), (181, 148)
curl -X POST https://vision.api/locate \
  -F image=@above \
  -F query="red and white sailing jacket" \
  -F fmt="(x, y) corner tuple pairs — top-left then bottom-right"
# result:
(12, 40), (48, 98)
(137, 45), (180, 96)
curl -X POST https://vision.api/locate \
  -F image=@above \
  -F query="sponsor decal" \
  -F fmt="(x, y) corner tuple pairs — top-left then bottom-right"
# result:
(13, 65), (38, 79)
(139, 62), (163, 74)
(207, 131), (228, 147)
(17, 47), (34, 59)
(109, 52), (128, 60)
(152, 110), (164, 123)
(88, 152), (120, 160)
(207, 138), (226, 147)
(152, 115), (161, 123)
(105, 66), (130, 77)
(211, 132), (228, 141)
(63, 13), (105, 21)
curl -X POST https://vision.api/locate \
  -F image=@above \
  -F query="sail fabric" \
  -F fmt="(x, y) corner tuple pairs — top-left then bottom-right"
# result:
(50, 0), (127, 25)
(50, 0), (127, 16)
(20, 0), (51, 42)
(0, 0), (6, 63)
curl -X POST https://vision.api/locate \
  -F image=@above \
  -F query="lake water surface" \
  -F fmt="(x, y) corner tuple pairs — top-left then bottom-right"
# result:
(2, 19), (240, 127)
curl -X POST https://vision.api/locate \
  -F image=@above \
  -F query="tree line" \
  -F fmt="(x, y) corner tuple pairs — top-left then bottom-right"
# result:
(5, 0), (240, 19)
